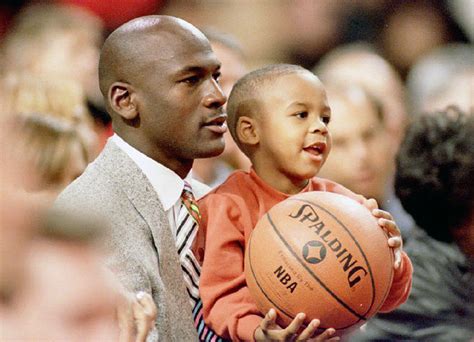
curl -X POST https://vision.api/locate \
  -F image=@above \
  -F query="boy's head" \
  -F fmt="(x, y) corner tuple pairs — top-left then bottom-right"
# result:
(227, 64), (331, 191)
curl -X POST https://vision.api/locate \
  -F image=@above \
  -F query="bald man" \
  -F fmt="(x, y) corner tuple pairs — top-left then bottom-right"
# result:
(55, 15), (227, 341)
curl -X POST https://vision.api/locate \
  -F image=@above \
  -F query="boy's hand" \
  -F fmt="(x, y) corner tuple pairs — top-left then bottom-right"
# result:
(254, 309), (339, 341)
(364, 198), (403, 270)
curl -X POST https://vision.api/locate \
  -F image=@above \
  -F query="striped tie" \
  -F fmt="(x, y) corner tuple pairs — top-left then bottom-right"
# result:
(177, 181), (227, 342)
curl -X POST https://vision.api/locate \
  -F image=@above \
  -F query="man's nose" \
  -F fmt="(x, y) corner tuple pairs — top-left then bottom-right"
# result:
(203, 78), (227, 109)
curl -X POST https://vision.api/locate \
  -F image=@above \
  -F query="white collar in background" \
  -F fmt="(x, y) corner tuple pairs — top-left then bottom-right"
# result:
(110, 134), (191, 211)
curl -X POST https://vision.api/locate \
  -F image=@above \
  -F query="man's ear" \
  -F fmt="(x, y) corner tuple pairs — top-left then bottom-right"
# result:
(108, 82), (138, 120)
(237, 116), (259, 146)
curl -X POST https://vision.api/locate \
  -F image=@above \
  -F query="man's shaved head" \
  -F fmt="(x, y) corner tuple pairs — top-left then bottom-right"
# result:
(98, 15), (209, 106)
(96, 15), (226, 177)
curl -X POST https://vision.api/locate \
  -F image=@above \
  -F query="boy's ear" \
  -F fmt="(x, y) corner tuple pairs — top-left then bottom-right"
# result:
(237, 116), (259, 146)
(108, 82), (138, 120)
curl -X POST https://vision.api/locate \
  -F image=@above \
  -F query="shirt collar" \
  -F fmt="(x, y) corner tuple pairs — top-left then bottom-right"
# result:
(110, 134), (190, 211)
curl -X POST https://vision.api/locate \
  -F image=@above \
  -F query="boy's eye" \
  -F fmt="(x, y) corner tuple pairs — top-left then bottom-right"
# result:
(295, 112), (308, 119)
(322, 115), (331, 124)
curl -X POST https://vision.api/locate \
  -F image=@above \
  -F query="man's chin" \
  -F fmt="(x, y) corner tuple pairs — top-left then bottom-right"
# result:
(195, 144), (226, 159)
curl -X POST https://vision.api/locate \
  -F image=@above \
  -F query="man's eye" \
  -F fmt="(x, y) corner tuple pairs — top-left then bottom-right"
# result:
(295, 112), (308, 119)
(182, 76), (200, 85)
(213, 72), (221, 82)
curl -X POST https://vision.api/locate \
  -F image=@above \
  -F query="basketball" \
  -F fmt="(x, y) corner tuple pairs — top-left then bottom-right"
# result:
(244, 191), (394, 335)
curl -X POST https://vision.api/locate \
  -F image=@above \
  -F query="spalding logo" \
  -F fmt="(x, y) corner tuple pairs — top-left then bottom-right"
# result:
(302, 240), (327, 264)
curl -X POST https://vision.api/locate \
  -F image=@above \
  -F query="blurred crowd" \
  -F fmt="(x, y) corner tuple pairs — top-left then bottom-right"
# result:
(0, 0), (472, 341)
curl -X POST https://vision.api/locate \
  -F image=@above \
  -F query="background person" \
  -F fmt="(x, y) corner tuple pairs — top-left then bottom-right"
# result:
(316, 83), (414, 237)
(12, 113), (88, 200)
(351, 106), (474, 341)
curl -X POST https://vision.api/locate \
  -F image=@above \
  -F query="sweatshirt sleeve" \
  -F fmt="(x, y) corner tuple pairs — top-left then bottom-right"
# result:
(379, 251), (413, 312)
(318, 178), (367, 205)
(199, 194), (263, 341)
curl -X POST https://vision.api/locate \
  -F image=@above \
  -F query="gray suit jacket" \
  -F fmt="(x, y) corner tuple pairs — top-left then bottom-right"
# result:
(55, 141), (204, 341)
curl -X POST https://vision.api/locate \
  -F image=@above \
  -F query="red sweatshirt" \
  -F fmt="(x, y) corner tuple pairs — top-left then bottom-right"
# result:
(198, 169), (412, 341)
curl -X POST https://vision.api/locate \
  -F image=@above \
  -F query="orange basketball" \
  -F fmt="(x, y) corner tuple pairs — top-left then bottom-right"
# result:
(244, 191), (394, 335)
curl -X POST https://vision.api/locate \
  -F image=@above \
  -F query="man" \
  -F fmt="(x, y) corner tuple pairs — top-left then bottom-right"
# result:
(55, 15), (227, 341)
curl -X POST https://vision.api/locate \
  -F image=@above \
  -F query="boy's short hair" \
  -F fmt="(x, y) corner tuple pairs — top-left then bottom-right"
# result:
(226, 64), (310, 155)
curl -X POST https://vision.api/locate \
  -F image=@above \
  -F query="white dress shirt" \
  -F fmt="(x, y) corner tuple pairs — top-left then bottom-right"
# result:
(111, 134), (192, 237)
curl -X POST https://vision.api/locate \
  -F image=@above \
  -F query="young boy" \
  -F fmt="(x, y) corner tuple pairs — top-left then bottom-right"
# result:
(197, 64), (413, 341)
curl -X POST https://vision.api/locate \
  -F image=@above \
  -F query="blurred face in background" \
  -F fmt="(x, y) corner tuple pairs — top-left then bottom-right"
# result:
(318, 87), (393, 203)
(54, 138), (88, 191)
(14, 240), (120, 341)
(11, 114), (89, 198)
(317, 50), (407, 150)
(0, 121), (40, 303)
(210, 41), (246, 98)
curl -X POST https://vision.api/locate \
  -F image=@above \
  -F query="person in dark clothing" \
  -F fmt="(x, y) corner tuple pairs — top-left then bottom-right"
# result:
(351, 106), (474, 341)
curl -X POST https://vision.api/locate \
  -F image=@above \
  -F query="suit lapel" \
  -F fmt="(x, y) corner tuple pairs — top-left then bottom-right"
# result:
(98, 142), (183, 276)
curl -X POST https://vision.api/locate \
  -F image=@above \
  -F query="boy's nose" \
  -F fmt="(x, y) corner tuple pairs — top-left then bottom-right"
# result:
(310, 119), (328, 134)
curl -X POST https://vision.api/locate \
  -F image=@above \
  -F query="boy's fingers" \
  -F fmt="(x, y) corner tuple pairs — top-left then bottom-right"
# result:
(388, 237), (403, 269)
(378, 218), (401, 237)
(393, 249), (402, 269)
(364, 198), (378, 211)
(372, 209), (393, 220)
(284, 313), (306, 336)
(311, 328), (338, 342)
(388, 236), (402, 248)
(296, 319), (320, 341)
(260, 309), (276, 331)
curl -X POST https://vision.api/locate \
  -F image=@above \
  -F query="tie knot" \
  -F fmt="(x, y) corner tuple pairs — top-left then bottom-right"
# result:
(181, 181), (194, 201)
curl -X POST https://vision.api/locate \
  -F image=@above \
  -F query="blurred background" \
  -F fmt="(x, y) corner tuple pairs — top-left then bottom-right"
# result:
(0, 0), (472, 340)
(1, 0), (472, 74)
